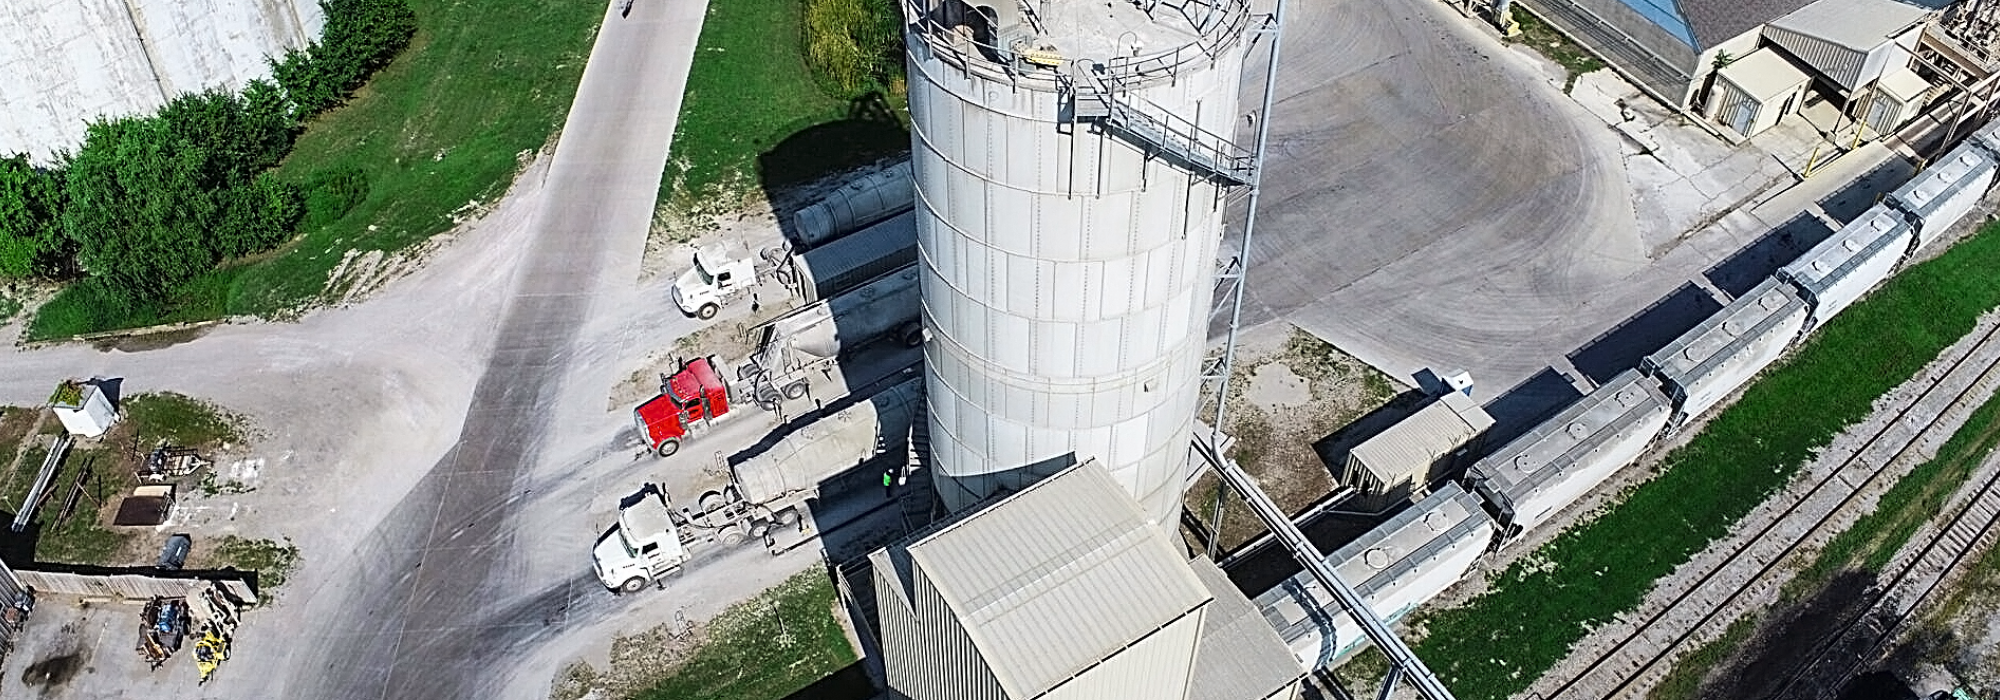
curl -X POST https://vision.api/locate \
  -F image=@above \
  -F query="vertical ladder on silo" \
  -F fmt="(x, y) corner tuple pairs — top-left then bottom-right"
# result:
(1062, 63), (1257, 187)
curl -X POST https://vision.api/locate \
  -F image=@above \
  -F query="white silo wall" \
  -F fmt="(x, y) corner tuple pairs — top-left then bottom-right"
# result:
(906, 0), (1252, 524)
(0, 0), (323, 161)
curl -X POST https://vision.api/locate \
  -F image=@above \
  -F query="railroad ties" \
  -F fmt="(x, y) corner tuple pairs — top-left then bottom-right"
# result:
(1528, 317), (2000, 699)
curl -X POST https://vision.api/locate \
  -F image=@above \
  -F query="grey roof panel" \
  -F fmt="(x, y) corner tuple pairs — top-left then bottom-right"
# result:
(1767, 0), (1928, 50)
(1187, 558), (1304, 700)
(904, 461), (1209, 697)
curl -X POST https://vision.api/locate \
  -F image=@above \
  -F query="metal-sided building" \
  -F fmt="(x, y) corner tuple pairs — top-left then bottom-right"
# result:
(1642, 277), (1808, 423)
(1889, 143), (1998, 250)
(872, 462), (1301, 700)
(1249, 483), (1495, 669)
(1776, 203), (1913, 331)
(903, 0), (1257, 524)
(0, 558), (28, 665)
(1466, 369), (1670, 541)
(1340, 392), (1494, 505)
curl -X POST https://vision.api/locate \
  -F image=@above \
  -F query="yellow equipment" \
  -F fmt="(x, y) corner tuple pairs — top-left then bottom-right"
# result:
(193, 629), (229, 685)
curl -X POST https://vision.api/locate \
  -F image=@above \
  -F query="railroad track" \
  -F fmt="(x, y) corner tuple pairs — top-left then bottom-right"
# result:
(1535, 321), (2000, 699)
(1769, 434), (2000, 699)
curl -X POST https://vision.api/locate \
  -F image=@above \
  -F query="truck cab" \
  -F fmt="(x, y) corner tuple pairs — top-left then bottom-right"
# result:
(593, 489), (689, 593)
(671, 245), (758, 320)
(634, 356), (732, 457)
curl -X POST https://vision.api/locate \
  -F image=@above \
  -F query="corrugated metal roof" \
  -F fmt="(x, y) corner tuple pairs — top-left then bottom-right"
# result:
(905, 461), (1209, 698)
(1768, 0), (1928, 51)
(1718, 48), (1812, 101)
(1347, 392), (1494, 483)
(1186, 558), (1304, 700)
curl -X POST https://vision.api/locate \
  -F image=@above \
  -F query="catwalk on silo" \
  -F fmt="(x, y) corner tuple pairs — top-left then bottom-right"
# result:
(904, 0), (1257, 524)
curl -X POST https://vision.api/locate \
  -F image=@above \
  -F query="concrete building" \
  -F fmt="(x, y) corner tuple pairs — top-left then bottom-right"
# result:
(0, 0), (323, 161)
(903, 0), (1256, 524)
(1340, 392), (1494, 505)
(1520, 0), (1944, 137)
(872, 462), (1302, 700)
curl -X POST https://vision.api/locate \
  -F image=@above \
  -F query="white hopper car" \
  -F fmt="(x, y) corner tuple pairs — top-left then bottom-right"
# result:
(1777, 203), (1914, 332)
(1641, 277), (1808, 424)
(1887, 141), (1997, 251)
(1466, 369), (1670, 543)
(1250, 483), (1494, 669)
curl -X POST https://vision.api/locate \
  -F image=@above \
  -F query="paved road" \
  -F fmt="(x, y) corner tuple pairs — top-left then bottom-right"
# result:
(1225, 0), (1641, 397)
(256, 2), (710, 698)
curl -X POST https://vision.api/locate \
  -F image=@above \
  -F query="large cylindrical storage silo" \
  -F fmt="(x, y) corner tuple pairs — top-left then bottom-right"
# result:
(904, 0), (1254, 524)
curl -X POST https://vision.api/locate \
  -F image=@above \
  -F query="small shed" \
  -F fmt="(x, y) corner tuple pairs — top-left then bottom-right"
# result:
(1762, 0), (1928, 94)
(1341, 392), (1494, 504)
(1862, 68), (1935, 135)
(1707, 48), (1813, 138)
(50, 380), (117, 438)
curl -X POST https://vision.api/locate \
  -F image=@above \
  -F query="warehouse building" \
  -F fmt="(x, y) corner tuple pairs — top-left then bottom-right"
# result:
(871, 462), (1303, 700)
(1521, 0), (1953, 139)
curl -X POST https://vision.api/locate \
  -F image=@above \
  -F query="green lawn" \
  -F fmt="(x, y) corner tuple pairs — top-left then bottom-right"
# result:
(662, 0), (908, 224)
(1412, 220), (2000, 700)
(107, 0), (601, 323)
(634, 570), (857, 700)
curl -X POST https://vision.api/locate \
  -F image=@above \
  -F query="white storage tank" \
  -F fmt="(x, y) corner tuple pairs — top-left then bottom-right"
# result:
(1642, 278), (1808, 423)
(1250, 483), (1495, 669)
(1776, 203), (1913, 331)
(1889, 143), (1996, 250)
(1466, 369), (1669, 541)
(905, 0), (1256, 523)
(789, 161), (914, 250)
(50, 380), (118, 438)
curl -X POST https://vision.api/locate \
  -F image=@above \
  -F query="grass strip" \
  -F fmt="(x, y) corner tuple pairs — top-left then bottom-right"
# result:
(662, 0), (908, 221)
(1509, 7), (1605, 93)
(634, 569), (856, 700)
(224, 0), (601, 316)
(1645, 616), (1756, 700)
(1412, 220), (2000, 700)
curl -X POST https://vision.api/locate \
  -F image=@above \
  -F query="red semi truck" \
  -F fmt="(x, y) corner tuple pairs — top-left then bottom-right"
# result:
(634, 356), (735, 457)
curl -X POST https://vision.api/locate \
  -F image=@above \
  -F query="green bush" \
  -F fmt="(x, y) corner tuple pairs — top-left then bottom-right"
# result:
(0, 155), (73, 279)
(301, 166), (371, 230)
(13, 0), (416, 336)
(272, 0), (419, 120)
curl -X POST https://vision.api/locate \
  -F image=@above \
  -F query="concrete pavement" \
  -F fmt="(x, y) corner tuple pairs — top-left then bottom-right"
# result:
(247, 1), (712, 697)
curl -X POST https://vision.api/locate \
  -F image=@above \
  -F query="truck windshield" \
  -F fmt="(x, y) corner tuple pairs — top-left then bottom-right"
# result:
(618, 529), (640, 558)
(692, 254), (717, 285)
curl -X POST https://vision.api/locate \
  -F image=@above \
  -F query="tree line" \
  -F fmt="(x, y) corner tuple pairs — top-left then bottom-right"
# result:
(0, 0), (416, 317)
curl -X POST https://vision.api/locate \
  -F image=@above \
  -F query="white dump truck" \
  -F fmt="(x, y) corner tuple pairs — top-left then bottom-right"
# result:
(593, 378), (925, 592)
(738, 263), (924, 408)
(670, 163), (914, 320)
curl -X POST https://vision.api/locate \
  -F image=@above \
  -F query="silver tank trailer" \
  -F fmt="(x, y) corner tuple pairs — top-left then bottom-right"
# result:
(904, 0), (1255, 523)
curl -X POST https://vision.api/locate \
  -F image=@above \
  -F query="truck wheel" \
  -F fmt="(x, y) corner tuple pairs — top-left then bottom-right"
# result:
(619, 578), (647, 594)
(696, 303), (719, 320)
(720, 527), (748, 546)
(782, 381), (809, 400)
(901, 323), (926, 347)
(655, 439), (681, 458)
(773, 507), (799, 526)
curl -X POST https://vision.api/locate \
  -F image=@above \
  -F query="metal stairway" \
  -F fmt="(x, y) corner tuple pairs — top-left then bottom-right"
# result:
(899, 400), (936, 529)
(1063, 64), (1257, 187)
